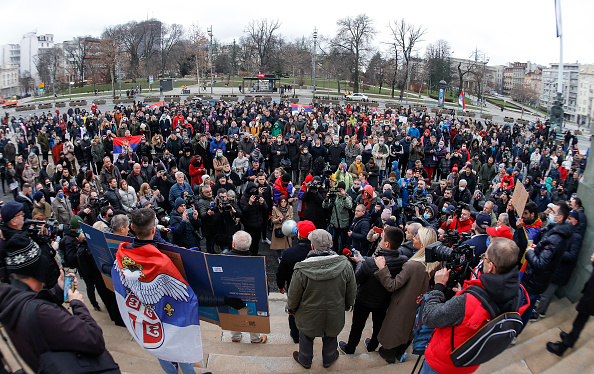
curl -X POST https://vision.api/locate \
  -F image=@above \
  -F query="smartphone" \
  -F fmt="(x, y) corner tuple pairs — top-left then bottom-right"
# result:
(64, 275), (74, 302)
(187, 208), (194, 214)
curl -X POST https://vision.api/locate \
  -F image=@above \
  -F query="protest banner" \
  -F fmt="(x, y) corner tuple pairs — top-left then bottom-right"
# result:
(511, 182), (529, 218)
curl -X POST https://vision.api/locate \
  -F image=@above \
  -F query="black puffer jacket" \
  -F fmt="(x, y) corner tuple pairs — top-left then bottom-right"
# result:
(239, 183), (268, 228)
(522, 221), (573, 295)
(354, 249), (407, 309)
(551, 227), (583, 286)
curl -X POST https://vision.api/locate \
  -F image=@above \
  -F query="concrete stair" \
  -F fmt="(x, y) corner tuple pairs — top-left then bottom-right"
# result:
(78, 290), (594, 374)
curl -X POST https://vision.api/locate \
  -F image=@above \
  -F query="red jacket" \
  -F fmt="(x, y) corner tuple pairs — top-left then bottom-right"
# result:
(188, 163), (206, 188)
(442, 216), (474, 235)
(424, 278), (530, 374)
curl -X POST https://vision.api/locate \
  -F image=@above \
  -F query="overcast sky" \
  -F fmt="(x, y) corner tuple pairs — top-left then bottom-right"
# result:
(2, 0), (592, 67)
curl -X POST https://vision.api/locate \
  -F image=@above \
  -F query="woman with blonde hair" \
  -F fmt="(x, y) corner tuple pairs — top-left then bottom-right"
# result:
(139, 182), (164, 208)
(119, 179), (137, 213)
(373, 226), (440, 364)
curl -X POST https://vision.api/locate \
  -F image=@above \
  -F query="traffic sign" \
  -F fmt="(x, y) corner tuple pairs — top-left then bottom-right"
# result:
(149, 75), (154, 84)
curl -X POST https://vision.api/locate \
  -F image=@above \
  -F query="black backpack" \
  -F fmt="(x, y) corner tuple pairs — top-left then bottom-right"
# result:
(450, 285), (524, 368)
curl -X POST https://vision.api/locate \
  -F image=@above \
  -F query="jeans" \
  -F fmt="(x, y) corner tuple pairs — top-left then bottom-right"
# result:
(298, 332), (338, 367)
(520, 292), (541, 333)
(419, 361), (440, 374)
(330, 227), (348, 253)
(157, 359), (196, 374)
(535, 283), (559, 316)
(343, 302), (386, 353)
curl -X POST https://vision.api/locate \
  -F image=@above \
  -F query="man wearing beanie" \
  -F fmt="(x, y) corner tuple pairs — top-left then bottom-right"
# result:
(31, 190), (52, 220)
(0, 201), (60, 289)
(288, 229), (356, 369)
(276, 220), (316, 343)
(322, 180), (353, 251)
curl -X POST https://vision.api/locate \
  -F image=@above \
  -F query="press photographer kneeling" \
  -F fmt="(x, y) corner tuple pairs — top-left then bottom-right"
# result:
(419, 237), (530, 374)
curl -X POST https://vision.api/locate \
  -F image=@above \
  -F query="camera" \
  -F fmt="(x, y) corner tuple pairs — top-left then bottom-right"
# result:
(89, 196), (108, 210)
(217, 197), (233, 212)
(425, 241), (475, 288)
(25, 219), (66, 241)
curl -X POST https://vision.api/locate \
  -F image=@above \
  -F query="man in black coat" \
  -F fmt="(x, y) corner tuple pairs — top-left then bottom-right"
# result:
(339, 226), (407, 354)
(520, 201), (573, 329)
(276, 220), (316, 343)
(301, 176), (327, 229)
(240, 183), (268, 255)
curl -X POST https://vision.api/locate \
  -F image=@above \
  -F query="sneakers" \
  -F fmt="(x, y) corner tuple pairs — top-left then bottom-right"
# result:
(252, 335), (267, 344)
(546, 341), (568, 356)
(399, 352), (407, 363)
(338, 341), (353, 355)
(262, 238), (271, 245)
(293, 351), (311, 369)
(323, 350), (339, 368)
(511, 337), (517, 345)
(529, 314), (540, 322)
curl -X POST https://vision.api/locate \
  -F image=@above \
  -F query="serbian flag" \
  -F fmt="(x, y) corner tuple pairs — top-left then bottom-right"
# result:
(458, 91), (466, 110)
(112, 242), (202, 363)
(113, 135), (143, 157)
(291, 104), (312, 114)
(149, 100), (166, 109)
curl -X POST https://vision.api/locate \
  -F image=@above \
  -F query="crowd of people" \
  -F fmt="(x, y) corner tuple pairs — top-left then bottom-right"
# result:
(0, 96), (591, 373)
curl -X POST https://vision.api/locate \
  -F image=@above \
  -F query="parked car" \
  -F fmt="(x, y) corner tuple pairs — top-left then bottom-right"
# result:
(345, 93), (368, 101)
(2, 100), (18, 108)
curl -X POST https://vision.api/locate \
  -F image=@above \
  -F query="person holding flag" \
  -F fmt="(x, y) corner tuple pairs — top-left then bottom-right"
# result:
(112, 209), (245, 374)
(458, 91), (466, 111)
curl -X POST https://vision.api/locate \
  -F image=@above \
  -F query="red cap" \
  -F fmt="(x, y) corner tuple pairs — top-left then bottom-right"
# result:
(486, 225), (513, 240)
(296, 220), (316, 239)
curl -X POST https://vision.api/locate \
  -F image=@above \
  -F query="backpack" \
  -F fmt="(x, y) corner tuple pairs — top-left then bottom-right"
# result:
(411, 293), (435, 355)
(450, 285), (524, 368)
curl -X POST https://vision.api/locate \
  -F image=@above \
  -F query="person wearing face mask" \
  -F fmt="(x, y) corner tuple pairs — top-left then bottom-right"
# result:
(453, 179), (472, 205)
(270, 136), (288, 171)
(51, 187), (74, 224)
(212, 149), (228, 175)
(520, 201), (573, 331)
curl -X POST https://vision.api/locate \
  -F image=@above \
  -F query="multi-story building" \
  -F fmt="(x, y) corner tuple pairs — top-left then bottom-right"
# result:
(19, 32), (55, 81)
(503, 67), (513, 95)
(577, 64), (594, 127)
(1, 44), (20, 66)
(541, 63), (579, 122)
(0, 64), (19, 97)
(494, 65), (505, 93)
(524, 68), (543, 102)
(512, 62), (527, 92)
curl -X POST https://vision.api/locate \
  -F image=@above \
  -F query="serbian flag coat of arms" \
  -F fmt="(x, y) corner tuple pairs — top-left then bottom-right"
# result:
(112, 135), (143, 157)
(111, 242), (202, 363)
(291, 104), (312, 115)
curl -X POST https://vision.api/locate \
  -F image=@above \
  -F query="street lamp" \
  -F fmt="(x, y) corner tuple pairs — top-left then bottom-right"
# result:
(313, 27), (318, 96)
(207, 26), (213, 94)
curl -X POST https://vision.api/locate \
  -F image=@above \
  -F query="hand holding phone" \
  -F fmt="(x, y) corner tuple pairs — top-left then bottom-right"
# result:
(64, 275), (75, 302)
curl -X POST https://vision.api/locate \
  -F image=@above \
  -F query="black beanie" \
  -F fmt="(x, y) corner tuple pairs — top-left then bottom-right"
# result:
(281, 173), (291, 183)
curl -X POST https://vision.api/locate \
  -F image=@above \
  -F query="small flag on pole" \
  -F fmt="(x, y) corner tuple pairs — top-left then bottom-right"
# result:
(458, 91), (466, 110)
(555, 0), (562, 37)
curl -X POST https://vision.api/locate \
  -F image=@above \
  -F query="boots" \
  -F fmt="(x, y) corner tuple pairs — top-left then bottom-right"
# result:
(546, 341), (568, 356)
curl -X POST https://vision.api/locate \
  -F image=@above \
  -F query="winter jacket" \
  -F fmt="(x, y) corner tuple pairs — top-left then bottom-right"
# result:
(551, 227), (583, 286)
(239, 183), (268, 228)
(423, 269), (529, 374)
(322, 193), (353, 230)
(349, 212), (371, 254)
(276, 239), (311, 290)
(0, 281), (105, 372)
(354, 249), (407, 310)
(119, 186), (137, 212)
(287, 252), (357, 338)
(51, 197), (73, 224)
(169, 209), (202, 248)
(99, 164), (120, 190)
(522, 222), (573, 295)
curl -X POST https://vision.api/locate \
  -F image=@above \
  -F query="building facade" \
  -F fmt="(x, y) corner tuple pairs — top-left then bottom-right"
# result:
(541, 63), (579, 122)
(1, 44), (20, 66)
(577, 64), (594, 127)
(20, 32), (55, 81)
(0, 64), (19, 97)
(524, 68), (543, 103)
(503, 67), (513, 95)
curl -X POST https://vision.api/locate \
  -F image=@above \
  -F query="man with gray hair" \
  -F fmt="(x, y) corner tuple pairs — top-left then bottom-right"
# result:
(453, 178), (471, 205)
(168, 170), (193, 207)
(110, 214), (130, 237)
(227, 230), (267, 344)
(497, 213), (509, 227)
(288, 229), (357, 369)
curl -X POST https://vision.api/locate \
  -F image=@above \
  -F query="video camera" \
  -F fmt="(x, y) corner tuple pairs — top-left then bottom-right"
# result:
(217, 196), (233, 212)
(425, 241), (475, 289)
(24, 219), (66, 241)
(89, 196), (108, 210)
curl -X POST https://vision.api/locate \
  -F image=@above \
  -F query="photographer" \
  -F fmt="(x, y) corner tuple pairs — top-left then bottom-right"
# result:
(301, 176), (327, 230)
(0, 202), (60, 289)
(168, 171), (194, 208)
(420, 238), (529, 374)
(240, 183), (267, 255)
(79, 191), (101, 226)
(215, 189), (242, 254)
(323, 181), (353, 252)
(149, 166), (175, 212)
(169, 197), (202, 249)
(92, 206), (113, 232)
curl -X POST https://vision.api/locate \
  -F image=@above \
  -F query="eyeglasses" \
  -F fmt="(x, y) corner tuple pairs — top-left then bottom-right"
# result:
(480, 253), (495, 267)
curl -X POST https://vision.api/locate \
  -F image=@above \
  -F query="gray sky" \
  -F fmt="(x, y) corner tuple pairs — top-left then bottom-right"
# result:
(2, 0), (592, 67)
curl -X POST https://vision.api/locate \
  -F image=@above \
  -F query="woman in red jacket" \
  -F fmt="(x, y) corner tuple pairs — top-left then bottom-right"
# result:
(188, 155), (206, 189)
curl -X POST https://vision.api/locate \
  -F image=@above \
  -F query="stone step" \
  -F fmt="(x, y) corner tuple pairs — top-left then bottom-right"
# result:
(516, 297), (574, 344)
(490, 360), (532, 374)
(205, 351), (415, 373)
(540, 338), (594, 374)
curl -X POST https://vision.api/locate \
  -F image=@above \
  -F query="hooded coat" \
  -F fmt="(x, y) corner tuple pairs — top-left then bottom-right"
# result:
(287, 252), (356, 337)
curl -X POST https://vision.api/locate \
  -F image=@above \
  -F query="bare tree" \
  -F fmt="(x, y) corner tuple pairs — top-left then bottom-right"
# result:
(34, 47), (63, 95)
(366, 51), (388, 93)
(331, 14), (376, 93)
(63, 37), (90, 82)
(19, 71), (34, 94)
(100, 28), (119, 96)
(243, 19), (281, 73)
(159, 23), (185, 76)
(389, 19), (426, 98)
(425, 39), (453, 90)
(188, 24), (210, 87)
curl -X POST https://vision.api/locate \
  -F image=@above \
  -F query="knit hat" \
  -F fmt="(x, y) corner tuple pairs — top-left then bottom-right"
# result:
(382, 190), (393, 200)
(384, 218), (397, 227)
(337, 181), (346, 190)
(70, 215), (84, 230)
(296, 220), (316, 239)
(5, 234), (46, 282)
(175, 197), (186, 209)
(506, 167), (513, 175)
(281, 173), (291, 183)
(33, 191), (44, 203)
(1, 201), (24, 223)
(308, 229), (333, 251)
(452, 165), (458, 172)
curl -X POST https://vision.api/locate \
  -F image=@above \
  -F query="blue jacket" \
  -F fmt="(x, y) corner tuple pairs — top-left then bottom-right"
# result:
(209, 140), (226, 157)
(534, 192), (551, 213)
(168, 182), (194, 207)
(169, 209), (202, 249)
(408, 127), (420, 139)
(349, 212), (370, 255)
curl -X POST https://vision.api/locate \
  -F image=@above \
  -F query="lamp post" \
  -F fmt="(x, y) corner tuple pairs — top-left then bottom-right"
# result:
(208, 26), (213, 94)
(313, 27), (318, 96)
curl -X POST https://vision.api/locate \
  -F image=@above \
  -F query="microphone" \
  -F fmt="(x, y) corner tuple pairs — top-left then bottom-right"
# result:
(342, 248), (352, 257)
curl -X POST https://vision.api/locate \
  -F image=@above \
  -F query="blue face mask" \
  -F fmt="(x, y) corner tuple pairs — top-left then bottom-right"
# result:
(58, 192), (65, 199)
(423, 213), (431, 220)
(442, 207), (447, 213)
(548, 213), (556, 224)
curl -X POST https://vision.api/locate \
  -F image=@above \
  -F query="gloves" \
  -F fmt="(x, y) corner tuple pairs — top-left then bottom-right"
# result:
(224, 297), (246, 310)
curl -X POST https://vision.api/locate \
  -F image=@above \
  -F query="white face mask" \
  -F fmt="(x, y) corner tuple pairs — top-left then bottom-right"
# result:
(460, 187), (465, 191)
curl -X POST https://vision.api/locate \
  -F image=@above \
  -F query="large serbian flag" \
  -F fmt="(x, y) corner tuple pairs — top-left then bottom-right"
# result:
(149, 100), (166, 109)
(291, 104), (312, 115)
(112, 242), (202, 363)
(112, 135), (143, 158)
(458, 91), (466, 110)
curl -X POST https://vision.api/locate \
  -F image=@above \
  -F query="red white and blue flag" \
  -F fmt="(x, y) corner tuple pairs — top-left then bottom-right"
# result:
(291, 104), (312, 114)
(112, 243), (202, 364)
(149, 101), (166, 109)
(113, 135), (143, 157)
(458, 91), (466, 110)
